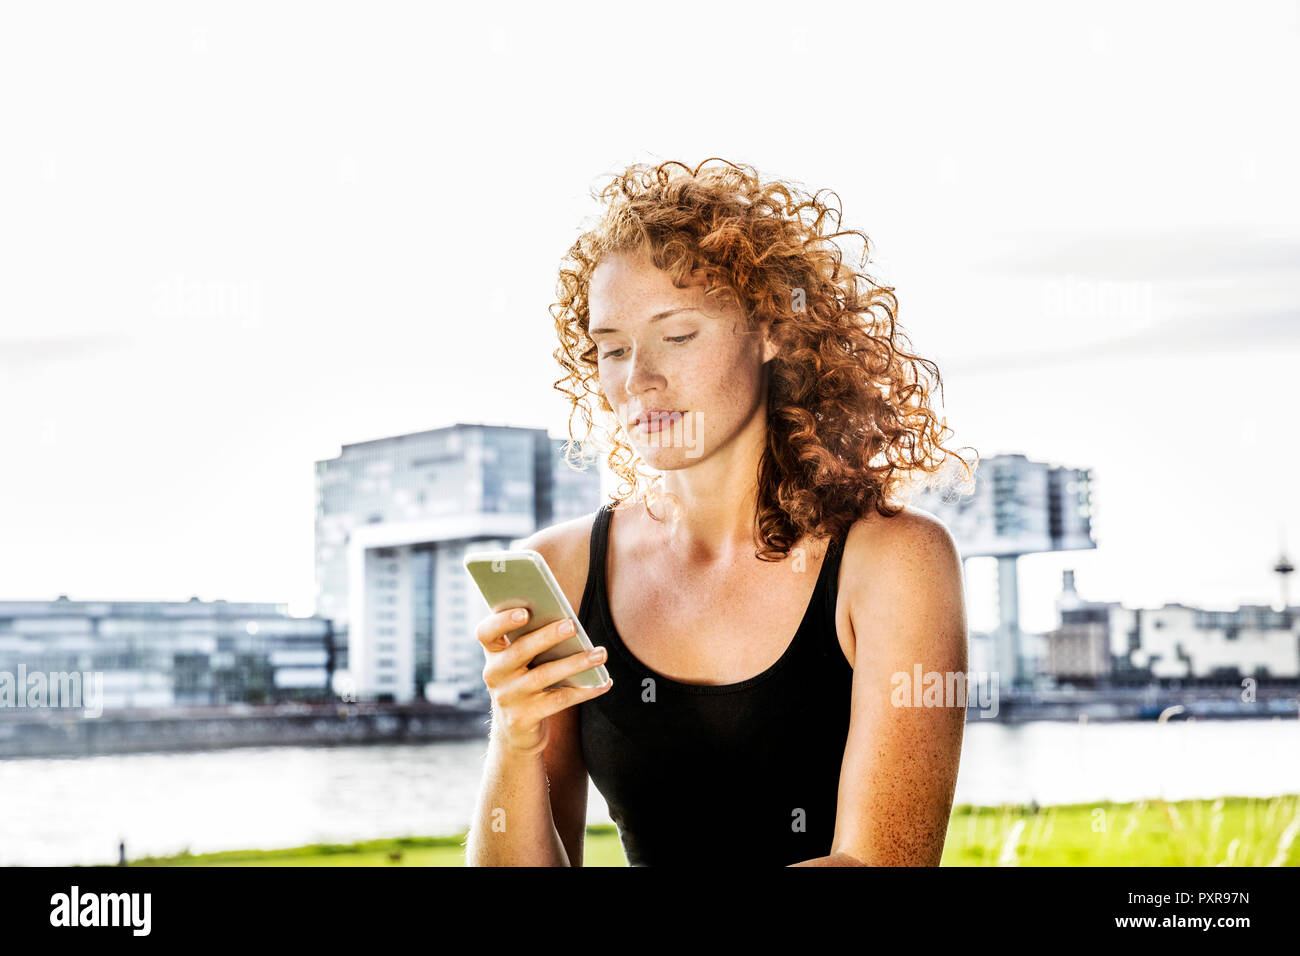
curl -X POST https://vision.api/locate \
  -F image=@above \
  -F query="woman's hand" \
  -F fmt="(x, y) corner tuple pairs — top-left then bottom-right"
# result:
(476, 608), (612, 756)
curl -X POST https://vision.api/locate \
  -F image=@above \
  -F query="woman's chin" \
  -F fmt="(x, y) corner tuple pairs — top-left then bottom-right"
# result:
(636, 446), (702, 470)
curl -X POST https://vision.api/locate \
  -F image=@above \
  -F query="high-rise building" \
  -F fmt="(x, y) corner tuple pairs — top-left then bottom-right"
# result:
(314, 423), (602, 705)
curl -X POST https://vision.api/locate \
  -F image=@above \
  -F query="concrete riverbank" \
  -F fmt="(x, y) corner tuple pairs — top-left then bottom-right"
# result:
(982, 686), (1300, 722)
(0, 701), (491, 758)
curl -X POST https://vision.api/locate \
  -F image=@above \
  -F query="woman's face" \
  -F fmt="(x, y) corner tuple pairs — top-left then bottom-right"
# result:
(589, 249), (777, 468)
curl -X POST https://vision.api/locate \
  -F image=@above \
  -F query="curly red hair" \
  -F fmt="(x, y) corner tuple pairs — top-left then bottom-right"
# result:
(550, 157), (977, 560)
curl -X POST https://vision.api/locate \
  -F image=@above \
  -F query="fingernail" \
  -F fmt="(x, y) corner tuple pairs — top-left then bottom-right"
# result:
(512, 609), (527, 623)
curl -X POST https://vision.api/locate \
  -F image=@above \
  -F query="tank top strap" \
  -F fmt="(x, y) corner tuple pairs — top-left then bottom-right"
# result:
(815, 524), (851, 645)
(577, 502), (613, 623)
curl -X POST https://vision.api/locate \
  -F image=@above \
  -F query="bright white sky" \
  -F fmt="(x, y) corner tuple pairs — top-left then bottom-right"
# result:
(1, 0), (1297, 635)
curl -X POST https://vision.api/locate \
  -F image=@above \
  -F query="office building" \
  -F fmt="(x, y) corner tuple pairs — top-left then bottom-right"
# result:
(314, 423), (602, 705)
(0, 596), (332, 710)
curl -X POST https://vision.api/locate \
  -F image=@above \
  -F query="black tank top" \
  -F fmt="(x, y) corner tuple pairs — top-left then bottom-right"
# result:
(577, 502), (854, 867)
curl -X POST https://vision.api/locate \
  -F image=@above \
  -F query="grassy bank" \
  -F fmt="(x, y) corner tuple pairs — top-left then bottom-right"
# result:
(122, 794), (1300, 867)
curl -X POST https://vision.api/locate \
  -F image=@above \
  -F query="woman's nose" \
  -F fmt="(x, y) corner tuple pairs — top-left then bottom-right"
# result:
(625, 350), (662, 391)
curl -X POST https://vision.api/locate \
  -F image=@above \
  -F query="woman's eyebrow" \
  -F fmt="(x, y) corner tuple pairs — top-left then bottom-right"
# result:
(590, 308), (699, 337)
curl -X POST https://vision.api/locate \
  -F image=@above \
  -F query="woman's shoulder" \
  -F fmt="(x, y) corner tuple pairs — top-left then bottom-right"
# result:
(841, 502), (962, 582)
(838, 503), (967, 667)
(846, 500), (951, 535)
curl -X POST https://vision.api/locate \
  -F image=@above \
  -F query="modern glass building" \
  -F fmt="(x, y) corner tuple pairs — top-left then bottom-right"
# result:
(0, 597), (333, 710)
(314, 423), (603, 705)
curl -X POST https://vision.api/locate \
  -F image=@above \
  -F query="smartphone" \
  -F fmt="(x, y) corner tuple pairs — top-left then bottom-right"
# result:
(462, 548), (610, 690)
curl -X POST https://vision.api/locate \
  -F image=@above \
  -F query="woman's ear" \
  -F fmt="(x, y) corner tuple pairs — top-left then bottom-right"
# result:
(760, 324), (779, 364)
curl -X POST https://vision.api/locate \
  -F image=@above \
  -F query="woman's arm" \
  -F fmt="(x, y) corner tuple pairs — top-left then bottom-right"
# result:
(466, 730), (571, 866)
(788, 852), (868, 866)
(789, 509), (968, 867)
(465, 523), (596, 866)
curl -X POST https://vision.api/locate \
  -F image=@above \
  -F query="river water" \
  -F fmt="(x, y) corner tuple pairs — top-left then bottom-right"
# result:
(2, 717), (1297, 866)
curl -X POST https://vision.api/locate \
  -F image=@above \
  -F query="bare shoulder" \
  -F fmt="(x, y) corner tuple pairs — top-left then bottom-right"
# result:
(841, 503), (963, 603)
(516, 510), (601, 614)
(841, 503), (967, 665)
(844, 503), (960, 566)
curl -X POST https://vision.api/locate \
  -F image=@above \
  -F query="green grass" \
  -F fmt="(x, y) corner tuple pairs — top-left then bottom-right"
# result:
(941, 794), (1300, 866)
(124, 827), (628, 867)
(122, 795), (1300, 866)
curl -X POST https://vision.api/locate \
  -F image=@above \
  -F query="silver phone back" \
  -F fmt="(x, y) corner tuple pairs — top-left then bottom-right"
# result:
(462, 549), (609, 689)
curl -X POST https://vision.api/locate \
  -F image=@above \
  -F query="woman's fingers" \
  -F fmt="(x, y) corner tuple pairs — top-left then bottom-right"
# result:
(502, 672), (615, 730)
(499, 644), (610, 706)
(475, 607), (613, 755)
(474, 607), (529, 652)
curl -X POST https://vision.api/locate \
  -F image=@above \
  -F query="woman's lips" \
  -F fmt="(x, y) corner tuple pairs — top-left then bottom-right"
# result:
(637, 410), (683, 432)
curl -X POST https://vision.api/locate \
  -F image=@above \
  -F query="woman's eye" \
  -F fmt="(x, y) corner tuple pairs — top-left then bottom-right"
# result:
(599, 331), (696, 361)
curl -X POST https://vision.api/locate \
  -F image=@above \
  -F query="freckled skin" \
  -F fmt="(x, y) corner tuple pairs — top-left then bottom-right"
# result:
(826, 517), (969, 866)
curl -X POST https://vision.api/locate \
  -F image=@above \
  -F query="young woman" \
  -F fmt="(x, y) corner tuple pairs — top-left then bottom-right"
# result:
(467, 158), (976, 867)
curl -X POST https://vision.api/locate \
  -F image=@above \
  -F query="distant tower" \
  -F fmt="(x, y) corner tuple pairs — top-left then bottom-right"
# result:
(909, 453), (1097, 690)
(1275, 526), (1294, 613)
(1058, 569), (1083, 614)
